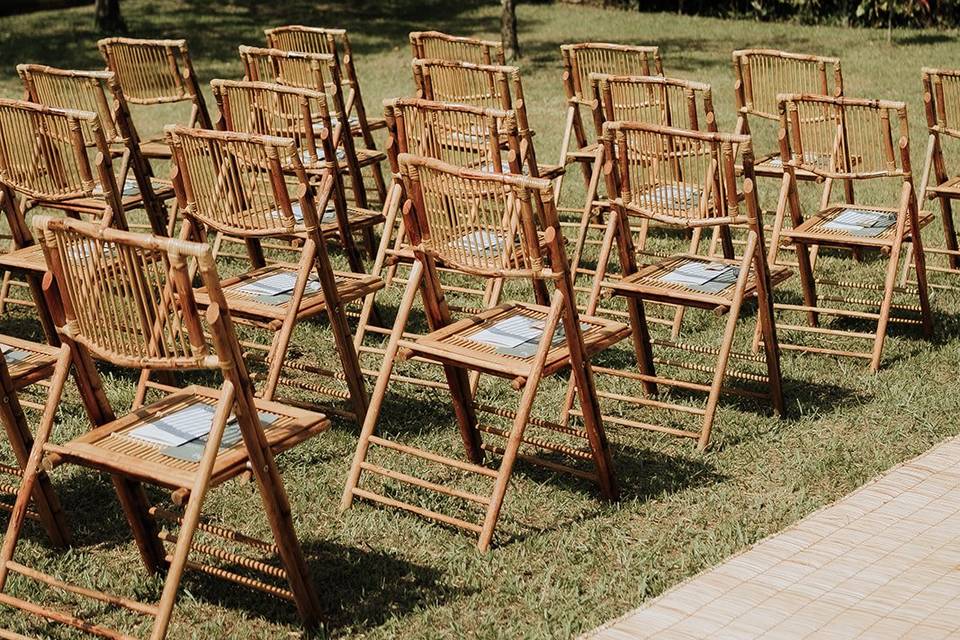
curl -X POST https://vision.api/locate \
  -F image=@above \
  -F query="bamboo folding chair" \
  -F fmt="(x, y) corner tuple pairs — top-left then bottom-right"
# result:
(210, 78), (384, 270)
(412, 58), (564, 183)
(265, 26), (388, 141)
(556, 43), (663, 199)
(0, 335), (71, 548)
(353, 99), (525, 390)
(409, 31), (506, 65)
(17, 64), (174, 236)
(0, 65), (175, 312)
(733, 49), (843, 173)
(577, 123), (786, 449)
(342, 155), (626, 551)
(0, 216), (326, 638)
(165, 125), (380, 422)
(768, 94), (933, 371)
(239, 45), (388, 210)
(97, 37), (213, 161)
(568, 74), (719, 337)
(0, 99), (131, 343)
(901, 68), (960, 290)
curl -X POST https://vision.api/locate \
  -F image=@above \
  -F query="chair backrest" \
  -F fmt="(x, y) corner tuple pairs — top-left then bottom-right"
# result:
(399, 153), (557, 280)
(211, 79), (334, 167)
(561, 43), (663, 103)
(265, 25), (342, 56)
(922, 67), (960, 140)
(409, 31), (506, 65)
(34, 215), (228, 372)
(384, 98), (521, 176)
(166, 125), (326, 238)
(412, 59), (514, 112)
(602, 121), (754, 228)
(0, 99), (121, 208)
(238, 46), (352, 145)
(98, 37), (212, 128)
(263, 25), (352, 87)
(18, 65), (126, 147)
(590, 73), (717, 135)
(777, 94), (912, 182)
(239, 45), (337, 95)
(733, 49), (842, 122)
(412, 59), (542, 173)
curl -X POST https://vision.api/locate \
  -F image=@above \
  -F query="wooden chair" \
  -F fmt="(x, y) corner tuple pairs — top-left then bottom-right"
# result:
(264, 26), (388, 143)
(166, 125), (380, 422)
(731, 49), (846, 264)
(768, 94), (933, 372)
(17, 64), (174, 236)
(0, 335), (72, 548)
(409, 31), (506, 65)
(97, 37), (213, 160)
(557, 43), (663, 198)
(578, 123), (787, 449)
(412, 58), (563, 182)
(0, 216), (325, 638)
(239, 45), (388, 210)
(353, 98), (524, 391)
(568, 74), (719, 337)
(0, 99), (131, 343)
(901, 67), (960, 290)
(210, 78), (384, 270)
(342, 155), (625, 551)
(733, 49), (843, 173)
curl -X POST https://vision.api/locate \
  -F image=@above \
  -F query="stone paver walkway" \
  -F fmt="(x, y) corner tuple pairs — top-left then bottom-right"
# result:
(584, 437), (960, 639)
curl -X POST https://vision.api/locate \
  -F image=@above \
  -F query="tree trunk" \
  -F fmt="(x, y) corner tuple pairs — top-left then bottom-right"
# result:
(95, 0), (126, 33)
(501, 0), (520, 61)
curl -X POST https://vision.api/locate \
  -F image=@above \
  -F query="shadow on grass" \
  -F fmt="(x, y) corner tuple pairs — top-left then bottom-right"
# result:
(170, 536), (456, 637)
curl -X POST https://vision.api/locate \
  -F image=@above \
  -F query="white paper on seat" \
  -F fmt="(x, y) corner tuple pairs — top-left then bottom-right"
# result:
(299, 147), (346, 164)
(128, 402), (221, 447)
(639, 185), (700, 209)
(0, 343), (29, 365)
(450, 229), (505, 257)
(93, 178), (141, 197)
(235, 271), (320, 298)
(660, 261), (732, 286)
(469, 314), (545, 350)
(823, 209), (897, 236)
(268, 201), (336, 225)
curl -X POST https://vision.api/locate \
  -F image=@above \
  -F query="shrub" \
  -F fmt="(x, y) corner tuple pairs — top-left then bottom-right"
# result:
(562, 0), (960, 28)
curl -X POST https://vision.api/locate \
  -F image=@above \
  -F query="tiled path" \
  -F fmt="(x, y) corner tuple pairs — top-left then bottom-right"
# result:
(584, 437), (960, 639)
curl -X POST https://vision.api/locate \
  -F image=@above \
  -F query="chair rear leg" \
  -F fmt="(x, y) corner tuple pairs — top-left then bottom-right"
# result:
(0, 346), (71, 591)
(477, 293), (563, 552)
(342, 261), (423, 510)
(0, 376), (69, 548)
(698, 236), (756, 451)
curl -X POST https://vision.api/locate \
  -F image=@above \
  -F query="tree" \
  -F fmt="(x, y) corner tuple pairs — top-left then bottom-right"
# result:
(95, 0), (126, 33)
(501, 0), (519, 60)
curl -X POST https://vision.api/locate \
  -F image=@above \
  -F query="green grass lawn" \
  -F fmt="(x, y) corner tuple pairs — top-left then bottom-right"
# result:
(2, 1), (960, 638)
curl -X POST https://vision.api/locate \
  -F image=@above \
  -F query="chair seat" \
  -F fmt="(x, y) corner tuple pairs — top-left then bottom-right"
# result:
(927, 175), (960, 198)
(60, 176), (176, 213)
(0, 334), (59, 389)
(0, 244), (46, 274)
(193, 264), (383, 323)
(605, 254), (791, 310)
(43, 386), (329, 490)
(363, 115), (387, 132)
(783, 204), (933, 248)
(138, 135), (172, 159)
(400, 302), (629, 380)
(351, 147), (387, 167)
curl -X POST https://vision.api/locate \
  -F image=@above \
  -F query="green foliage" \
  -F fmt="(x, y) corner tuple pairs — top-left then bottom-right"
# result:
(588, 0), (958, 27)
